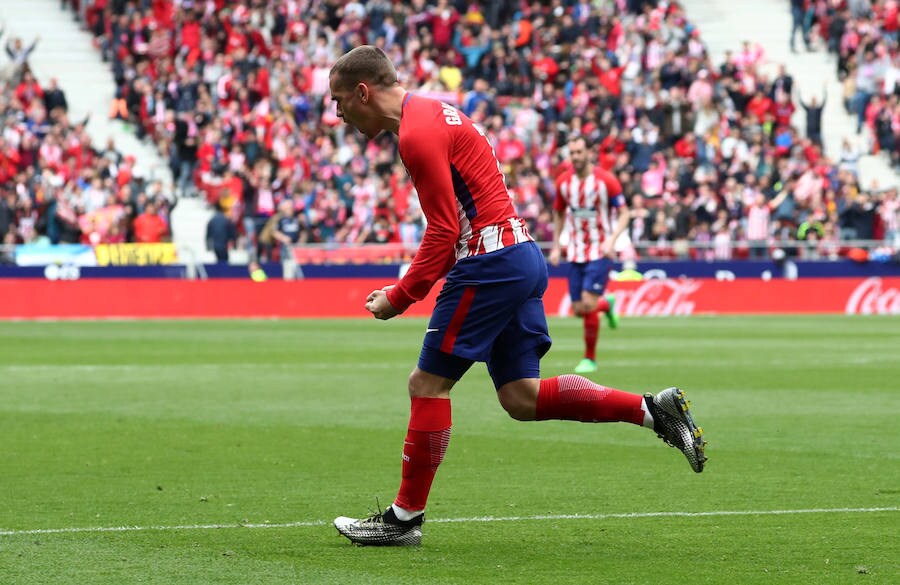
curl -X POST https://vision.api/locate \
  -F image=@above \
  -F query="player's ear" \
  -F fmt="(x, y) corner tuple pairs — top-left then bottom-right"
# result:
(357, 82), (370, 105)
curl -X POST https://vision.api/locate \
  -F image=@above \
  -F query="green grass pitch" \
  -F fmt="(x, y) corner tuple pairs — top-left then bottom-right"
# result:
(1, 316), (898, 584)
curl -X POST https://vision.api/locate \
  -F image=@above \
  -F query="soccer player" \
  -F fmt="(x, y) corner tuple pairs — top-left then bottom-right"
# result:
(329, 46), (706, 547)
(549, 135), (629, 374)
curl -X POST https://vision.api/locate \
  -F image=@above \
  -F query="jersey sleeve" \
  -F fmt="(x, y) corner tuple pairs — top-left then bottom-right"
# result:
(599, 170), (625, 209)
(553, 176), (568, 212)
(386, 126), (459, 313)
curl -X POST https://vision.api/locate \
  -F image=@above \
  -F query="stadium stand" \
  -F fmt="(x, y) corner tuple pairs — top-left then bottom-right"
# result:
(0, 0), (181, 252)
(817, 0), (900, 170)
(3, 0), (898, 265)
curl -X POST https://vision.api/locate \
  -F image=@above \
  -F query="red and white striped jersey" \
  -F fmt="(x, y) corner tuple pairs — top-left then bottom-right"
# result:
(880, 197), (899, 234)
(386, 94), (533, 313)
(553, 167), (624, 263)
(746, 203), (772, 240)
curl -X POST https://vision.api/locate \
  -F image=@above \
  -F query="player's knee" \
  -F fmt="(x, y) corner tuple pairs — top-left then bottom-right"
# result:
(502, 398), (535, 421)
(497, 384), (537, 421)
(407, 368), (453, 398)
(407, 369), (427, 397)
(503, 402), (533, 421)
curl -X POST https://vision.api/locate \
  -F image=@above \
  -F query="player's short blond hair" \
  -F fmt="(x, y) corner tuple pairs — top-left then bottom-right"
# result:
(330, 45), (399, 91)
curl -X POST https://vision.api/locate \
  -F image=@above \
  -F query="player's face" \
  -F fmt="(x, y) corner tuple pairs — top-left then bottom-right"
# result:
(569, 140), (588, 173)
(330, 77), (377, 139)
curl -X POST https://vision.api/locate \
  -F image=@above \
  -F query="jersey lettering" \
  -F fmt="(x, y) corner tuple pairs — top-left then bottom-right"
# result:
(441, 102), (462, 126)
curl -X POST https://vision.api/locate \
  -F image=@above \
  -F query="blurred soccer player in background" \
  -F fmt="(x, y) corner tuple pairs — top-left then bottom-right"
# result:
(549, 135), (629, 374)
(329, 46), (707, 547)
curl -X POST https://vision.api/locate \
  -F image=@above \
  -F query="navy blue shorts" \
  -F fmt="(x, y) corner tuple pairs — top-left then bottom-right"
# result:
(568, 258), (612, 301)
(417, 242), (551, 389)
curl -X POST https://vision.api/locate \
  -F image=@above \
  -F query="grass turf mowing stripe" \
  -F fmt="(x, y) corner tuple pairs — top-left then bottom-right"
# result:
(1, 507), (896, 538)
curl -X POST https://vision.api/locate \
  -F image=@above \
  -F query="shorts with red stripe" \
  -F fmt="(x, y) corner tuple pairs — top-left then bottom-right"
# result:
(418, 241), (552, 389)
(567, 257), (612, 301)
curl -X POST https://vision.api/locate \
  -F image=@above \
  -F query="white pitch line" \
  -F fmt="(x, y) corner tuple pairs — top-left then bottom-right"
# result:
(0, 507), (896, 538)
(0, 520), (327, 537)
(433, 507), (900, 523)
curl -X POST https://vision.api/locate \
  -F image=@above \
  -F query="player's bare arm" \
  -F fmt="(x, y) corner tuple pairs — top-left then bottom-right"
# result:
(603, 204), (631, 258)
(549, 209), (565, 266)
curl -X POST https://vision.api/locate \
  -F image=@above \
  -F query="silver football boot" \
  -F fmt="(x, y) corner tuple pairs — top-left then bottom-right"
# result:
(644, 387), (707, 473)
(334, 504), (423, 546)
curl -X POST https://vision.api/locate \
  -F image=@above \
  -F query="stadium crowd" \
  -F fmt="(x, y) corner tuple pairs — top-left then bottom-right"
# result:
(0, 27), (175, 262)
(6, 0), (899, 264)
(791, 0), (900, 172)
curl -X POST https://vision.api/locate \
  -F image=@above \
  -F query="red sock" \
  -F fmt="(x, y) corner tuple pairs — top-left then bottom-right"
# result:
(584, 310), (599, 360)
(535, 375), (645, 425)
(394, 396), (452, 512)
(596, 296), (611, 313)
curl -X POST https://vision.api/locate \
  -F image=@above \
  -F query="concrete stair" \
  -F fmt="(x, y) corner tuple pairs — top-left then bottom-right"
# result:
(681, 0), (897, 190)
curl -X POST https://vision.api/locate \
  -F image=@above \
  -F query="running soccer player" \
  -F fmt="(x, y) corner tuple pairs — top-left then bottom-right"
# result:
(329, 46), (707, 547)
(548, 135), (630, 374)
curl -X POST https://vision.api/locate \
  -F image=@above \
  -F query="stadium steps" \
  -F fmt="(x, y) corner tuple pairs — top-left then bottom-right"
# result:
(0, 0), (222, 264)
(683, 0), (897, 190)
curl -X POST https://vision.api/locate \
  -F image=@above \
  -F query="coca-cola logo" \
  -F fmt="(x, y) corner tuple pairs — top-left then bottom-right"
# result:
(616, 278), (700, 316)
(556, 278), (701, 316)
(845, 277), (900, 315)
(616, 278), (701, 317)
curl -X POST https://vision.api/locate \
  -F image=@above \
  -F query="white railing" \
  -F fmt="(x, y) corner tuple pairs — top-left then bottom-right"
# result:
(285, 239), (896, 264)
(1, 239), (895, 270)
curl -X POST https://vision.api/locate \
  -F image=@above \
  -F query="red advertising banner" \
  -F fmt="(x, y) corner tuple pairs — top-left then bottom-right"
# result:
(569, 276), (900, 317)
(0, 277), (898, 319)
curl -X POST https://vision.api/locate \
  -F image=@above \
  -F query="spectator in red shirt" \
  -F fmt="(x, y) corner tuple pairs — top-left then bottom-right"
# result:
(132, 201), (169, 243)
(746, 90), (774, 123)
(15, 71), (44, 105)
(593, 57), (624, 97)
(882, 0), (899, 41)
(495, 128), (525, 166)
(428, 0), (460, 50)
(772, 93), (796, 128)
(222, 17), (249, 55)
(532, 49), (560, 84)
